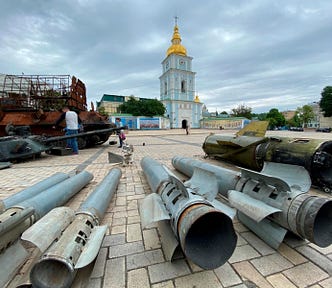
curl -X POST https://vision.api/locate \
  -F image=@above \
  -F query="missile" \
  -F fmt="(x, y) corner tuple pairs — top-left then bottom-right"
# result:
(139, 156), (237, 270)
(202, 121), (332, 193)
(172, 156), (332, 249)
(0, 170), (93, 253)
(26, 168), (122, 288)
(0, 171), (93, 287)
(0, 172), (69, 213)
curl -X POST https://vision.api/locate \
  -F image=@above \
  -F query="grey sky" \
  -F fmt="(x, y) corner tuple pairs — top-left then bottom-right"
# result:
(0, 0), (331, 113)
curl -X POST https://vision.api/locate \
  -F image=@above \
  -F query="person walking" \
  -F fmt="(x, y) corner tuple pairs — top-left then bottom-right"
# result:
(115, 117), (124, 148)
(53, 106), (80, 155)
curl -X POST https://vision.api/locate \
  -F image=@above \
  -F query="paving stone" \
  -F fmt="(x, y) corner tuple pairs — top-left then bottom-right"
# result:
(111, 225), (126, 234)
(296, 245), (332, 275)
(283, 262), (329, 288)
(110, 205), (127, 212)
(115, 196), (126, 206)
(309, 243), (332, 255)
(112, 210), (128, 218)
(320, 277), (332, 288)
(127, 268), (150, 288)
(127, 199), (138, 210)
(250, 253), (293, 276)
(174, 270), (222, 288)
(233, 222), (249, 233)
(283, 234), (307, 248)
(187, 260), (204, 272)
(229, 245), (261, 263)
(103, 257), (125, 288)
(241, 232), (275, 256)
(151, 280), (175, 288)
(148, 259), (191, 283)
(277, 243), (307, 265)
(112, 217), (126, 226)
(236, 233), (248, 246)
(214, 262), (242, 287)
(267, 273), (297, 288)
(128, 215), (141, 224)
(128, 209), (139, 216)
(90, 247), (107, 278)
(109, 241), (145, 258)
(102, 234), (126, 247)
(87, 277), (102, 288)
(127, 249), (164, 270)
(127, 194), (146, 200)
(233, 261), (273, 288)
(127, 223), (142, 242)
(143, 228), (161, 250)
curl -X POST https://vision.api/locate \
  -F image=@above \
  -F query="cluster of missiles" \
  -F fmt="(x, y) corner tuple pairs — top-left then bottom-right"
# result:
(139, 122), (332, 270)
(0, 168), (121, 288)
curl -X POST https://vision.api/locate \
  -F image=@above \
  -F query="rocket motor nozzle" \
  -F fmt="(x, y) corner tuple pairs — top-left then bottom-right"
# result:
(290, 195), (332, 248)
(178, 204), (237, 270)
(30, 258), (73, 288)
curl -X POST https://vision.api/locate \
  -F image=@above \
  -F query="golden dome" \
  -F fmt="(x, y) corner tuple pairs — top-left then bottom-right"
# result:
(166, 25), (187, 57)
(194, 95), (200, 103)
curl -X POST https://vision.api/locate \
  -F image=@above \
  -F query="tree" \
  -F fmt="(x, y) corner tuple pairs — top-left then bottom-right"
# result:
(231, 104), (252, 119)
(97, 106), (108, 116)
(288, 113), (301, 128)
(295, 105), (314, 128)
(320, 86), (332, 117)
(266, 108), (285, 129)
(119, 97), (165, 117)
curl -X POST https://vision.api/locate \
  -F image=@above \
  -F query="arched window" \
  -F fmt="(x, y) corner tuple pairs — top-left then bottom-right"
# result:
(165, 82), (167, 95)
(181, 80), (186, 93)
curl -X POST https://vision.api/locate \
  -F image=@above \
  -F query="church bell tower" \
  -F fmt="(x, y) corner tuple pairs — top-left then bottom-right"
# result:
(159, 19), (202, 129)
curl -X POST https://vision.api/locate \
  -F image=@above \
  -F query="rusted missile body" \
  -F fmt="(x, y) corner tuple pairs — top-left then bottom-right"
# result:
(26, 168), (122, 288)
(172, 156), (332, 249)
(139, 156), (237, 270)
(202, 122), (332, 193)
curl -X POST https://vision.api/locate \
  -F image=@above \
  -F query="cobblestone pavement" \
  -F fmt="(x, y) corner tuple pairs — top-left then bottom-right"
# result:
(2, 129), (332, 288)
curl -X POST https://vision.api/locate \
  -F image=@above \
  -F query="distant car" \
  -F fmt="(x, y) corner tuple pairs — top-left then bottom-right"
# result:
(316, 127), (331, 133)
(289, 127), (304, 131)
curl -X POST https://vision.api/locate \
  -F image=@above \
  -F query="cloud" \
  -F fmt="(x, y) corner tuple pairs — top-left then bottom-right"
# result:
(0, 0), (331, 113)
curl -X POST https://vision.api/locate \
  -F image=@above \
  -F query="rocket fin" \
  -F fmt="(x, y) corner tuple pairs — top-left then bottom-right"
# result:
(228, 190), (281, 222)
(21, 207), (75, 252)
(261, 162), (311, 192)
(157, 220), (182, 262)
(0, 241), (28, 288)
(236, 121), (269, 137)
(237, 211), (287, 249)
(184, 167), (219, 201)
(75, 225), (108, 269)
(139, 193), (170, 229)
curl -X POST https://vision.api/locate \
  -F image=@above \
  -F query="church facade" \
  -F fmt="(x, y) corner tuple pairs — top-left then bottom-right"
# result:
(159, 23), (203, 129)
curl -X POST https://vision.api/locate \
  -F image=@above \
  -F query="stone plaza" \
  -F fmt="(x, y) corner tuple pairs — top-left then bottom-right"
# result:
(2, 129), (332, 288)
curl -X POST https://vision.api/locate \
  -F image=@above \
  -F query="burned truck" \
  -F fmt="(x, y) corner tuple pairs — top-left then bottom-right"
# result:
(0, 74), (114, 148)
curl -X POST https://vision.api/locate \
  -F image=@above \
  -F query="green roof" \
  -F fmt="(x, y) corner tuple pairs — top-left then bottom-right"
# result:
(101, 94), (125, 103)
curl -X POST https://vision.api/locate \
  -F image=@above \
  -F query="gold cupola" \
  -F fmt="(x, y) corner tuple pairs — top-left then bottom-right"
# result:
(166, 25), (187, 57)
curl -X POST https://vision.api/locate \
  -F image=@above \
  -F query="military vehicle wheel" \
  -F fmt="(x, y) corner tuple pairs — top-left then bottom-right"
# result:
(78, 137), (87, 149)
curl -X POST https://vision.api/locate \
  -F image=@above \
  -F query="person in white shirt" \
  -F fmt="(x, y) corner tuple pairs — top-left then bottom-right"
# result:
(54, 106), (80, 154)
